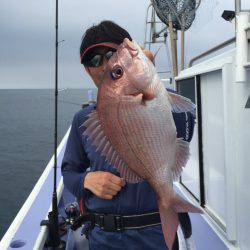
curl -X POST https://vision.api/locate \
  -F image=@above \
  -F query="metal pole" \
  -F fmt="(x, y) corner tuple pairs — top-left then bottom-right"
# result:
(174, 31), (178, 72)
(168, 14), (178, 80)
(235, 0), (241, 38)
(149, 7), (153, 50)
(181, 30), (185, 70)
(235, 0), (241, 14)
(181, 14), (185, 71)
(149, 6), (156, 49)
(235, 11), (249, 82)
(144, 3), (153, 48)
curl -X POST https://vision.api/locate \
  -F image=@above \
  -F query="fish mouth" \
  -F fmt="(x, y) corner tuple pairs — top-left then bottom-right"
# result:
(123, 38), (139, 58)
(123, 38), (137, 51)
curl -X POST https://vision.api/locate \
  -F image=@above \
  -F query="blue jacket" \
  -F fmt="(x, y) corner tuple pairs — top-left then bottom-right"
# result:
(61, 95), (195, 250)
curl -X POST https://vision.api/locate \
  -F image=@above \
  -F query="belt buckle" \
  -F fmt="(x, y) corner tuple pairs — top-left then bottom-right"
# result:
(102, 214), (116, 232)
(115, 215), (124, 231)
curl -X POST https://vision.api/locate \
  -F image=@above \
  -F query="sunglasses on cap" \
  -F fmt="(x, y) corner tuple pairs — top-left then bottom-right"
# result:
(83, 49), (116, 67)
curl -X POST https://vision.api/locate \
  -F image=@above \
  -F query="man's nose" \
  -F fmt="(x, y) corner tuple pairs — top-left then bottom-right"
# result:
(103, 56), (109, 65)
(101, 57), (109, 71)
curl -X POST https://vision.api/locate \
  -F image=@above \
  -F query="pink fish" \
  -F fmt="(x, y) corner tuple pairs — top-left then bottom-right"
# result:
(83, 38), (203, 250)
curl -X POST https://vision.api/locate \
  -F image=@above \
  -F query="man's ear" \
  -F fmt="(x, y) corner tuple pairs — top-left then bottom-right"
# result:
(84, 66), (91, 75)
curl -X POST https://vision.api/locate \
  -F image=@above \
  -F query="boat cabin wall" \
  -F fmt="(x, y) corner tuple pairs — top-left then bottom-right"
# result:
(175, 48), (250, 250)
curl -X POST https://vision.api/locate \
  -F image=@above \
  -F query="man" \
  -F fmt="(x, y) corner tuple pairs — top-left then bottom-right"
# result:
(62, 20), (195, 250)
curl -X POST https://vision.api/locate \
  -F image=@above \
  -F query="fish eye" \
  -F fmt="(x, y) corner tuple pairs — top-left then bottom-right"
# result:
(111, 65), (123, 80)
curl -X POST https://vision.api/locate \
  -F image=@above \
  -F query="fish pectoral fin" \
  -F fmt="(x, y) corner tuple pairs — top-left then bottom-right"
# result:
(168, 91), (196, 117)
(82, 110), (143, 184)
(172, 138), (190, 181)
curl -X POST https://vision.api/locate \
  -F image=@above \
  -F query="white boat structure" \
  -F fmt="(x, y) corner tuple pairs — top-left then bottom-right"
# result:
(0, 0), (250, 249)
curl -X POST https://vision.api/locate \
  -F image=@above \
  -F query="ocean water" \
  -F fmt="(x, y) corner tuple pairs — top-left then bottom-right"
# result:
(0, 89), (96, 239)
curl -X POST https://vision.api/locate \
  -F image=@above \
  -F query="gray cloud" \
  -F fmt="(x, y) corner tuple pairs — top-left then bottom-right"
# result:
(0, 0), (249, 89)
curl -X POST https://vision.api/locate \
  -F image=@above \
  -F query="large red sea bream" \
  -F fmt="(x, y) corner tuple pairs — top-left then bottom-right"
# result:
(83, 38), (203, 249)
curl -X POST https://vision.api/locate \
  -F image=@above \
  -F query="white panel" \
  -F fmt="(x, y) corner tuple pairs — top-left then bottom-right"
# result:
(201, 70), (226, 223)
(181, 125), (200, 200)
(236, 69), (250, 250)
(222, 64), (238, 241)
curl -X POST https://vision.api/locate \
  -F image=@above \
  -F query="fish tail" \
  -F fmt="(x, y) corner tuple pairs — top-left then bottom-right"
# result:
(158, 200), (179, 250)
(158, 193), (203, 250)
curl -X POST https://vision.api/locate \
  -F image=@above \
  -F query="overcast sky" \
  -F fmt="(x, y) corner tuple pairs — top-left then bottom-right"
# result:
(0, 0), (249, 89)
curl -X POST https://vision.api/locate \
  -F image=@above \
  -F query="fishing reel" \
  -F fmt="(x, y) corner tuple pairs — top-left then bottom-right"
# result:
(64, 202), (80, 226)
(64, 202), (94, 239)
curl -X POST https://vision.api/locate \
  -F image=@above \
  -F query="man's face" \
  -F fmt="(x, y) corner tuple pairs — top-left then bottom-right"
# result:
(84, 46), (116, 88)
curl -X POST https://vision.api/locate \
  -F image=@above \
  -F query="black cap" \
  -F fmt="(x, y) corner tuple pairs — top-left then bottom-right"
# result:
(80, 20), (132, 64)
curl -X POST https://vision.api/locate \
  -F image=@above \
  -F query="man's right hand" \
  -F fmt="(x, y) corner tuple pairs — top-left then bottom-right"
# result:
(83, 171), (126, 200)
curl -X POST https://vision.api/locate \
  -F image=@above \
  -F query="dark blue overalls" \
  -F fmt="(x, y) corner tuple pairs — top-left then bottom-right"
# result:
(61, 90), (195, 250)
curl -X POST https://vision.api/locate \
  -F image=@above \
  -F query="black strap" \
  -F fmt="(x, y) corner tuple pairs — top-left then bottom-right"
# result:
(71, 211), (192, 240)
(94, 212), (161, 232)
(71, 214), (94, 231)
(178, 213), (192, 238)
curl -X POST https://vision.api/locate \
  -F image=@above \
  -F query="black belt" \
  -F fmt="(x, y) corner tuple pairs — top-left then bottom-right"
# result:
(71, 211), (160, 232)
(71, 211), (181, 250)
(94, 212), (161, 232)
(71, 211), (192, 239)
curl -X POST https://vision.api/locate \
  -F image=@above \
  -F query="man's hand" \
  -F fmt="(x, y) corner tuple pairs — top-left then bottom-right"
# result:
(84, 171), (126, 200)
(142, 49), (155, 64)
(140, 45), (155, 64)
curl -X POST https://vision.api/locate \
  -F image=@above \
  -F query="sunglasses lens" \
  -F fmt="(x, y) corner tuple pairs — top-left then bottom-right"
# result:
(91, 54), (103, 67)
(85, 54), (102, 67)
(83, 49), (116, 67)
(105, 51), (115, 60)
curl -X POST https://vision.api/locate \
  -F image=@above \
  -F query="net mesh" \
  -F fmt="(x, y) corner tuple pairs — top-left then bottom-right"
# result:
(152, 0), (199, 30)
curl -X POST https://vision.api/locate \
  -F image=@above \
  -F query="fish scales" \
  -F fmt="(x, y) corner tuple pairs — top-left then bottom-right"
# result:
(98, 96), (145, 182)
(119, 100), (173, 180)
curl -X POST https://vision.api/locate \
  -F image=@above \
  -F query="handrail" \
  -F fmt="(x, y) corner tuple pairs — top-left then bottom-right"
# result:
(188, 37), (236, 67)
(144, 3), (153, 48)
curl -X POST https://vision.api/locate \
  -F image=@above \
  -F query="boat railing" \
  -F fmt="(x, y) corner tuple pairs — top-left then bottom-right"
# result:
(188, 37), (236, 67)
(0, 128), (71, 250)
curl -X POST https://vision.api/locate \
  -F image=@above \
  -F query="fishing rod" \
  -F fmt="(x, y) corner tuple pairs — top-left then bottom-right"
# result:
(40, 0), (65, 248)
(52, 0), (60, 246)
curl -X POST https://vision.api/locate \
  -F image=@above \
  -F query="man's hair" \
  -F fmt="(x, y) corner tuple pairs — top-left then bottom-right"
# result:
(80, 20), (132, 64)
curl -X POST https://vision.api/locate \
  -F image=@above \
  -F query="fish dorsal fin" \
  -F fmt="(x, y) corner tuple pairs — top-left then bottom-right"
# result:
(172, 138), (190, 181)
(168, 91), (196, 117)
(82, 110), (142, 183)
